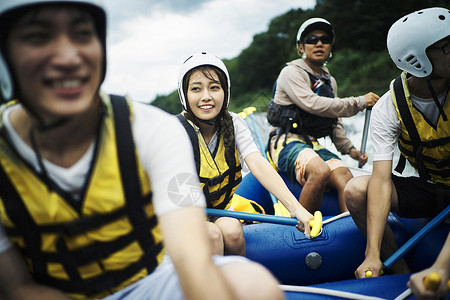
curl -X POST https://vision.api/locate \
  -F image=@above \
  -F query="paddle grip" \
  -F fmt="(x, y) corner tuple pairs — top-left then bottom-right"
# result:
(424, 272), (450, 291)
(309, 211), (322, 238)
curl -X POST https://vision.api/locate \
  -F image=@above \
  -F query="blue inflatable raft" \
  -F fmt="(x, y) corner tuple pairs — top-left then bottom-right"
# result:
(243, 213), (448, 286)
(283, 273), (450, 299)
(231, 172), (449, 287)
(236, 171), (341, 216)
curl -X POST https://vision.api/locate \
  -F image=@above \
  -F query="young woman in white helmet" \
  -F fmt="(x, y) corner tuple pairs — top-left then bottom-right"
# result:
(0, 2), (284, 300)
(344, 8), (450, 292)
(178, 52), (314, 256)
(266, 17), (380, 215)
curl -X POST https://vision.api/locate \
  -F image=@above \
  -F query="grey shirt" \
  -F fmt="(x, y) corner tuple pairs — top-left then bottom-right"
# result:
(273, 58), (367, 154)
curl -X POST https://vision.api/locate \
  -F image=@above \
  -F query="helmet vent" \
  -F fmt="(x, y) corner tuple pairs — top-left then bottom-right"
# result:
(405, 55), (421, 70)
(402, 17), (408, 23)
(438, 15), (445, 20)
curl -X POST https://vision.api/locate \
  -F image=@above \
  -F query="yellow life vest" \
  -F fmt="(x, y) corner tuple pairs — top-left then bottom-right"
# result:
(177, 116), (242, 210)
(0, 95), (165, 299)
(230, 194), (265, 215)
(391, 72), (450, 185)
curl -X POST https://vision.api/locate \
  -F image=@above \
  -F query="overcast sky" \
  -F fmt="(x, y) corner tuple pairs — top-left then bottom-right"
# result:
(100, 0), (316, 103)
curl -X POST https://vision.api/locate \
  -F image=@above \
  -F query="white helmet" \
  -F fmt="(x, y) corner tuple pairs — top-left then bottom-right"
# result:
(387, 7), (450, 78)
(0, 0), (107, 102)
(178, 52), (230, 111)
(296, 17), (334, 47)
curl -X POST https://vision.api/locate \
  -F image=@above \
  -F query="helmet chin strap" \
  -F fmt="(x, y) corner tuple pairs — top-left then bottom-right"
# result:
(36, 118), (69, 132)
(28, 117), (69, 190)
(426, 76), (448, 121)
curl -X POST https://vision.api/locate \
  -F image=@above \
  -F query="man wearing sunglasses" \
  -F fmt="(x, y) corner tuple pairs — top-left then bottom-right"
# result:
(267, 18), (379, 214)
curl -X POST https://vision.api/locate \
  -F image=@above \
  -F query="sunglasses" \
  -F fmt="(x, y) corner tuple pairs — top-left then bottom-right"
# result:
(303, 35), (332, 45)
(428, 40), (450, 55)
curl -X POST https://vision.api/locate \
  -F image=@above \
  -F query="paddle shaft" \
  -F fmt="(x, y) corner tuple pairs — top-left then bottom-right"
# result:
(358, 108), (372, 168)
(383, 205), (450, 270)
(206, 208), (298, 226)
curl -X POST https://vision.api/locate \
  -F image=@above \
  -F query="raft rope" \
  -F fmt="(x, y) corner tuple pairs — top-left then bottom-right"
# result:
(393, 288), (411, 300)
(323, 211), (350, 225)
(279, 285), (386, 300)
(313, 211), (351, 237)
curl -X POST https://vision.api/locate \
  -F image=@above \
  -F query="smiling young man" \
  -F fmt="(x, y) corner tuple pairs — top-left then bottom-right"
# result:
(0, 1), (284, 300)
(344, 7), (449, 284)
(267, 18), (380, 214)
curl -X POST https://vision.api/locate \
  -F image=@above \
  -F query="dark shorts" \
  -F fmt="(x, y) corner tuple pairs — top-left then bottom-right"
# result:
(277, 140), (341, 182)
(393, 174), (450, 218)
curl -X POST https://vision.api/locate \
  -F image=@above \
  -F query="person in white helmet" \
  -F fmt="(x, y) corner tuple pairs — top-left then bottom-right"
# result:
(266, 17), (380, 214)
(0, 1), (284, 300)
(177, 52), (314, 256)
(344, 7), (450, 283)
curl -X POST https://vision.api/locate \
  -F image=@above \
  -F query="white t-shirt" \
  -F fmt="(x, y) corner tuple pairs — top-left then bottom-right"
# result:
(0, 95), (206, 253)
(371, 88), (446, 162)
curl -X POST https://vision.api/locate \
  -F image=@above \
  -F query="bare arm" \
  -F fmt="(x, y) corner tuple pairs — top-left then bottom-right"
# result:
(0, 247), (70, 300)
(355, 160), (393, 278)
(158, 206), (236, 300)
(244, 152), (313, 235)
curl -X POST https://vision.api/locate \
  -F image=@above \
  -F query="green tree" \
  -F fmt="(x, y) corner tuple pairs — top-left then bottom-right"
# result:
(151, 90), (182, 115)
(152, 0), (450, 114)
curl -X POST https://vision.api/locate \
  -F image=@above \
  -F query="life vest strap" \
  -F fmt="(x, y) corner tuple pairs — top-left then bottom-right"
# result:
(397, 142), (450, 170)
(202, 172), (242, 209)
(393, 76), (430, 180)
(176, 114), (201, 174)
(111, 95), (159, 256)
(36, 242), (163, 297)
(0, 162), (48, 276)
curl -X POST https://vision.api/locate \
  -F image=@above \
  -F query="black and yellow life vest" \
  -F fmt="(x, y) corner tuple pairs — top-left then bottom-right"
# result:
(0, 95), (164, 299)
(177, 115), (242, 210)
(391, 72), (450, 186)
(267, 71), (337, 147)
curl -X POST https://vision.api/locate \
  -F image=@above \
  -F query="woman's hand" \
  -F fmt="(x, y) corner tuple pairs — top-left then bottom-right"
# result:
(290, 207), (313, 238)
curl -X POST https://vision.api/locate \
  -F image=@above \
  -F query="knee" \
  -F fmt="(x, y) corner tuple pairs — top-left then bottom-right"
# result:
(339, 167), (353, 183)
(307, 163), (331, 185)
(344, 177), (368, 210)
(332, 167), (354, 191)
(208, 224), (224, 248)
(222, 224), (245, 252)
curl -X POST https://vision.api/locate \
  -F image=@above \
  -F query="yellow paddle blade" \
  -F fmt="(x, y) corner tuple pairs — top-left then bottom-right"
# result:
(244, 107), (257, 114)
(309, 211), (322, 238)
(238, 112), (248, 119)
(231, 194), (265, 214)
(274, 201), (290, 217)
